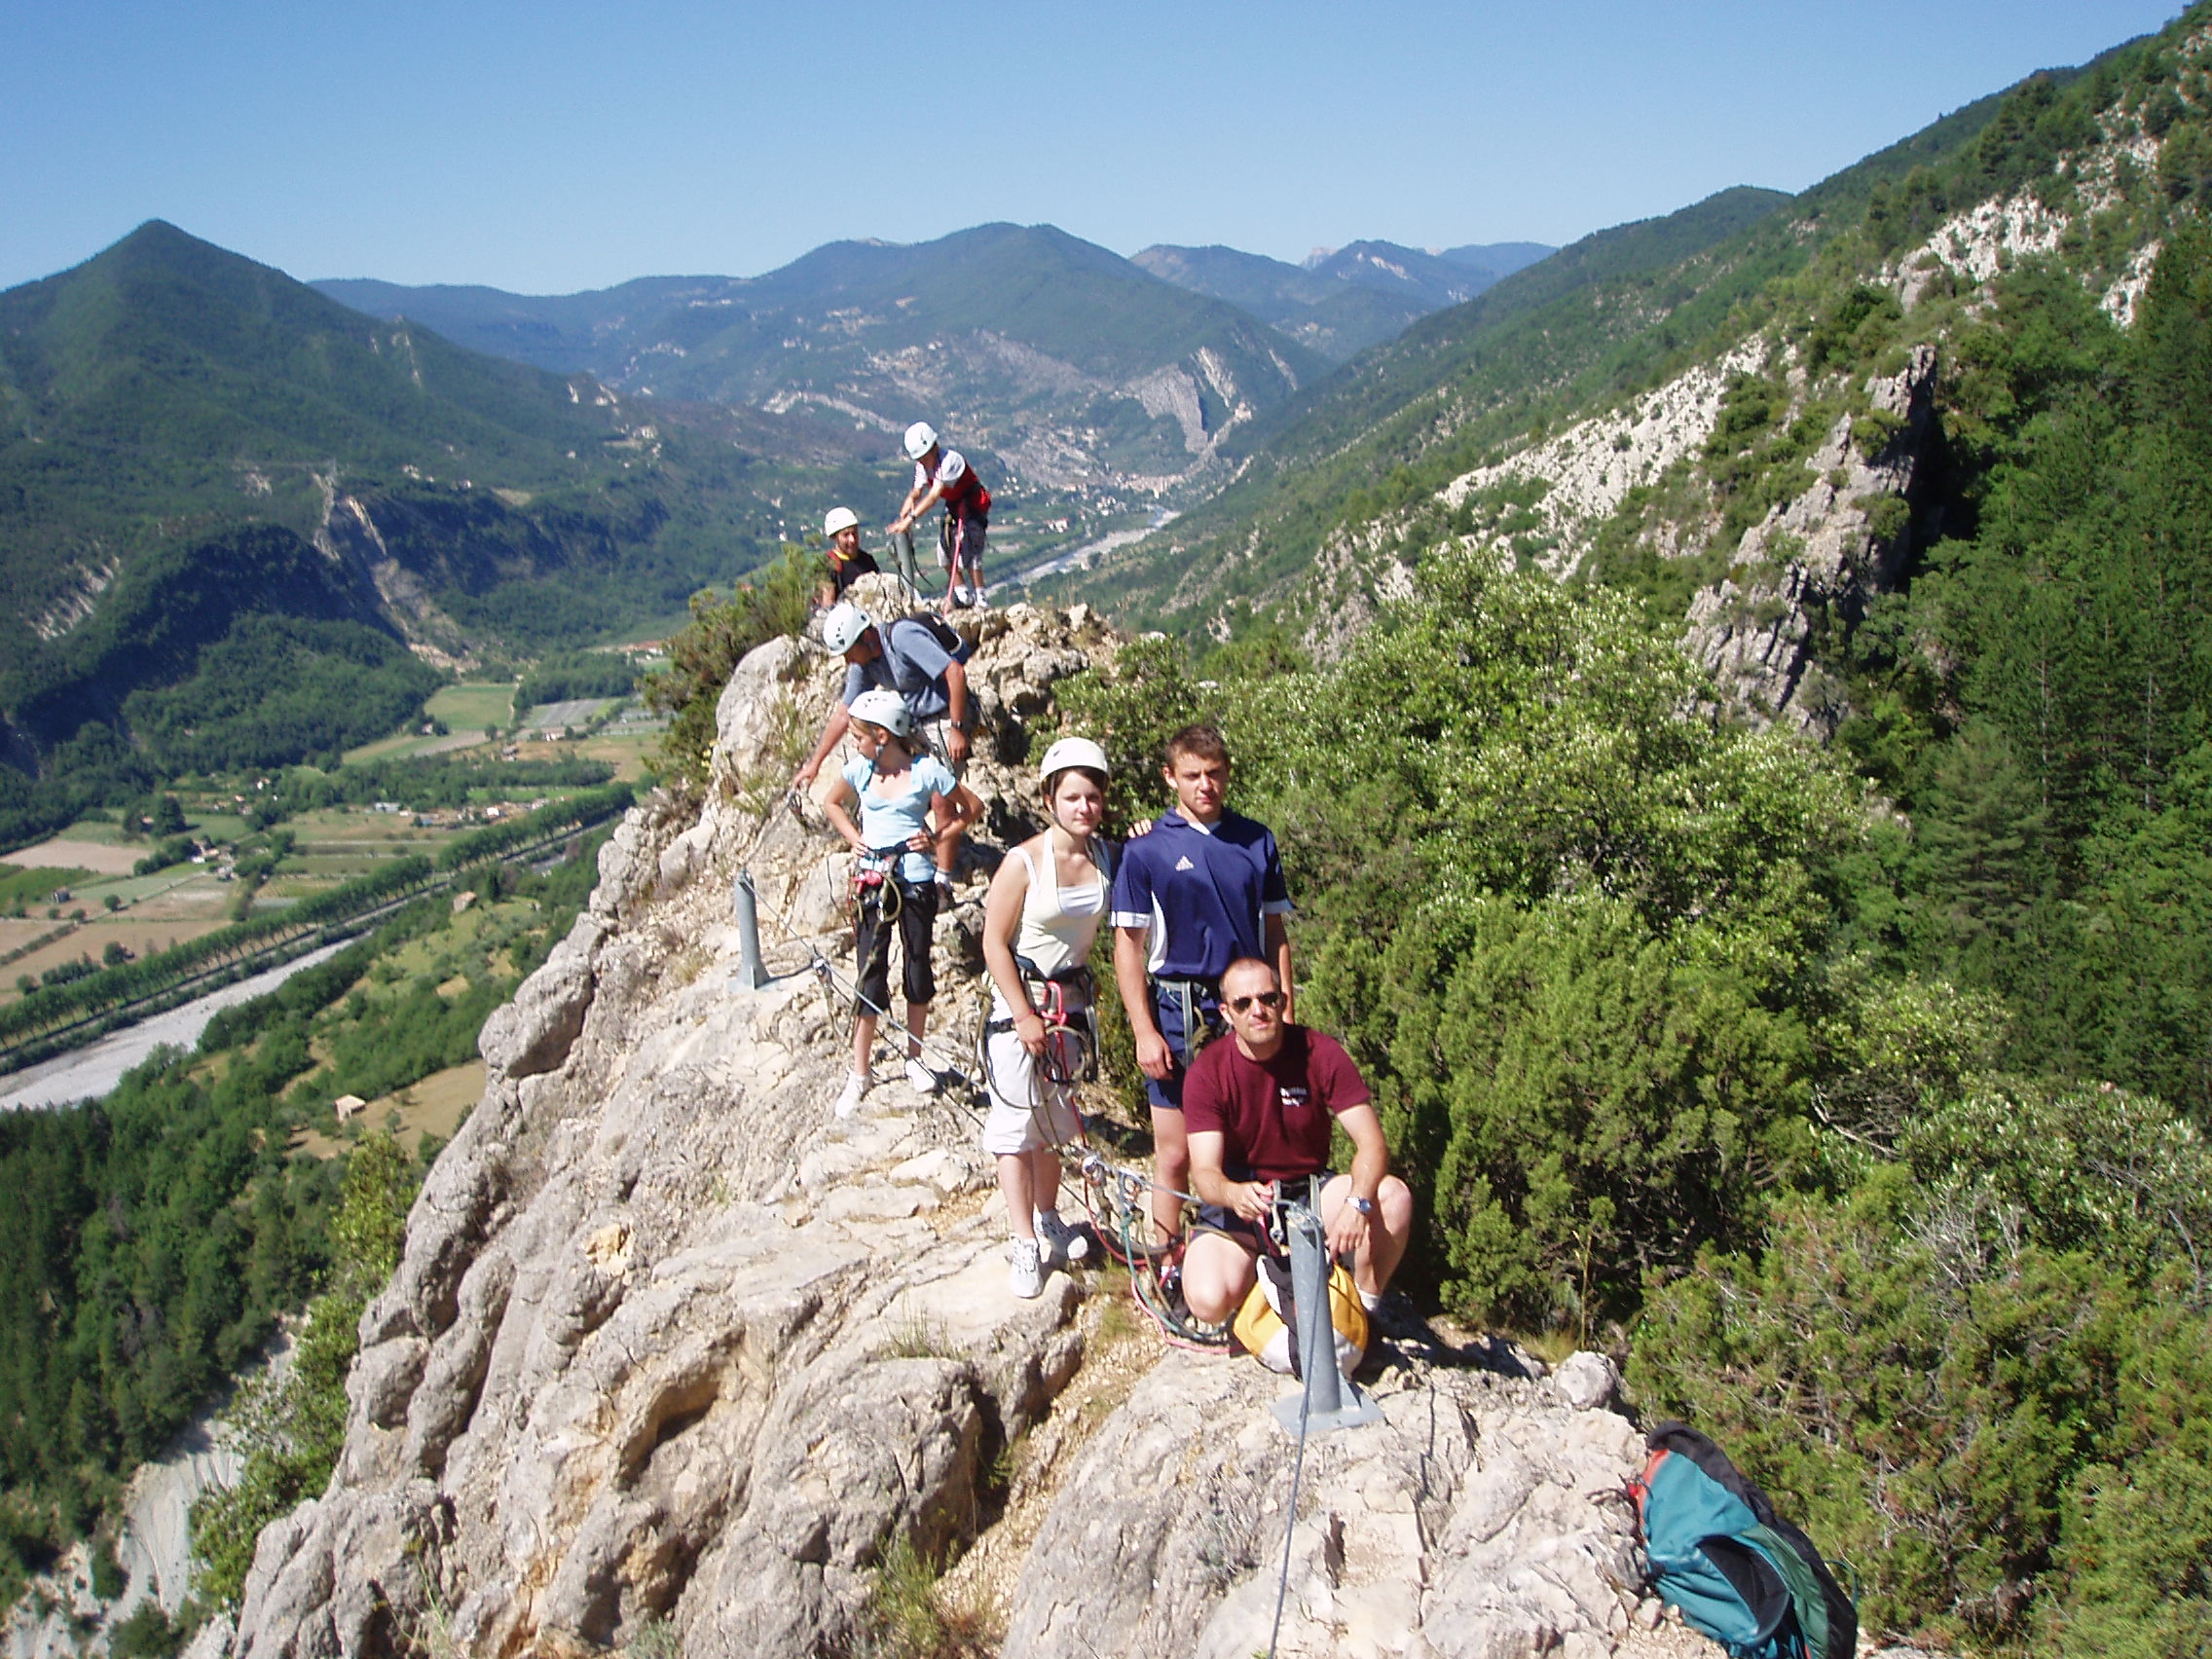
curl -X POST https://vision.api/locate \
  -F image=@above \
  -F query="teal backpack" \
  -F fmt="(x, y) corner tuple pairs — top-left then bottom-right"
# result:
(1630, 1422), (1858, 1659)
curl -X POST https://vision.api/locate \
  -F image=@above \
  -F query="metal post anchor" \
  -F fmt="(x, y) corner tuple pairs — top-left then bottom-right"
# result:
(1272, 1203), (1382, 1436)
(732, 870), (769, 991)
(890, 527), (926, 602)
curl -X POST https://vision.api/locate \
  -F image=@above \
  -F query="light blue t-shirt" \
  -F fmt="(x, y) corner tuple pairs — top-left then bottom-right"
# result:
(841, 754), (960, 883)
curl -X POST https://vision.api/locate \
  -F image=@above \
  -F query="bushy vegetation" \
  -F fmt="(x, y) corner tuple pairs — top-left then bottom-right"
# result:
(0, 1022), (342, 1613)
(642, 545), (816, 793)
(123, 616), (444, 775)
(188, 1134), (415, 1607)
(1060, 376), (2212, 1644)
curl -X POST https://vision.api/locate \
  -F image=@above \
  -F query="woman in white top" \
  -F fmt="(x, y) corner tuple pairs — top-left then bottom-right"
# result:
(979, 736), (1114, 1298)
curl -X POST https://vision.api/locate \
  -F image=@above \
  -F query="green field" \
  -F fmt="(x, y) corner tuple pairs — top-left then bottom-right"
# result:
(428, 682), (523, 731)
(0, 764), (637, 1009)
(46, 819), (130, 845)
(342, 683), (520, 764)
(0, 864), (97, 910)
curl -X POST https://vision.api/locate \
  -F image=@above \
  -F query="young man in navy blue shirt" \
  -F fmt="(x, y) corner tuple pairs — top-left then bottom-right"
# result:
(1111, 723), (1294, 1250)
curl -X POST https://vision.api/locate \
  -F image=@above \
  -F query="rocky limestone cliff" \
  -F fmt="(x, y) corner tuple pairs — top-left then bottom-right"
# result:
(216, 595), (1708, 1659)
(1681, 344), (1938, 737)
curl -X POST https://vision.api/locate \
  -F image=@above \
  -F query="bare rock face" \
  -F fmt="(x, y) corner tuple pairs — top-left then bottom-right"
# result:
(1684, 345), (1939, 737)
(1004, 1347), (1645, 1659)
(223, 600), (1668, 1659)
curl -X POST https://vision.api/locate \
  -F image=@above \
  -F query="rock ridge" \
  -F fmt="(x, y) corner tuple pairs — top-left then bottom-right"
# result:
(220, 593), (1694, 1659)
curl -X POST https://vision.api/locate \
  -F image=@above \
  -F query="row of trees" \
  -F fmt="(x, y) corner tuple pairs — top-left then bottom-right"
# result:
(0, 782), (629, 1057)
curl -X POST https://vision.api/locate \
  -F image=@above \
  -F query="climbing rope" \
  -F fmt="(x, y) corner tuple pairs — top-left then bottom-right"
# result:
(1263, 1202), (1326, 1659)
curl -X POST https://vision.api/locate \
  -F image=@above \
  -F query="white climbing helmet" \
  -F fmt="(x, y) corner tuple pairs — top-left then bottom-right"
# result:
(1038, 736), (1111, 784)
(849, 687), (915, 739)
(823, 505), (860, 536)
(903, 421), (938, 461)
(823, 603), (872, 655)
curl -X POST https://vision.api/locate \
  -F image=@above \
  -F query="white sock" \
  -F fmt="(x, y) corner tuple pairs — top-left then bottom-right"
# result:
(1360, 1290), (1382, 1313)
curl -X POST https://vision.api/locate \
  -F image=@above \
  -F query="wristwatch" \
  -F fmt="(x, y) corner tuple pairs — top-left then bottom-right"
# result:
(1350, 1195), (1376, 1217)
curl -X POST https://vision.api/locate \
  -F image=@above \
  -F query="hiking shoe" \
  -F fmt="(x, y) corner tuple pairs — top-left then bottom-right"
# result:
(832, 1070), (869, 1119)
(1035, 1208), (1089, 1267)
(1009, 1237), (1043, 1299)
(904, 1057), (939, 1094)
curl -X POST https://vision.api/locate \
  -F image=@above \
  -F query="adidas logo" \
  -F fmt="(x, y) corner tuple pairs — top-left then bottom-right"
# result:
(1174, 855), (1196, 871)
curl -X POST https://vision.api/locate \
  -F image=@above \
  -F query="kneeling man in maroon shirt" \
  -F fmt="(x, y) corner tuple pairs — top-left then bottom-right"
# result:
(1181, 956), (1415, 1325)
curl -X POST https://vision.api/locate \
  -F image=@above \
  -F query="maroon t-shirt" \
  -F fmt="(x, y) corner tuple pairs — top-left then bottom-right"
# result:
(1183, 1027), (1372, 1182)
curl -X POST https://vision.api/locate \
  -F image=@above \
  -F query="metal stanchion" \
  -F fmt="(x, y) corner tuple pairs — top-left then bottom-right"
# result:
(890, 527), (926, 604)
(732, 870), (770, 991)
(1272, 1203), (1381, 1436)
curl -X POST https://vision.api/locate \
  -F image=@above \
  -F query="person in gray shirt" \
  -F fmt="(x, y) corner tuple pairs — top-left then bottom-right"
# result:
(794, 603), (974, 786)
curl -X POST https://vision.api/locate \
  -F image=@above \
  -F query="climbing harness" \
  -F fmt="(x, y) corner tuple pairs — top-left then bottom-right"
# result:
(849, 845), (904, 927)
(1150, 973), (1225, 1061)
(977, 960), (1099, 1091)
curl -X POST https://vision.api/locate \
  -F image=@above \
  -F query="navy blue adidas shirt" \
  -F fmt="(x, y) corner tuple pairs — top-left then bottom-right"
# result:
(1110, 808), (1292, 979)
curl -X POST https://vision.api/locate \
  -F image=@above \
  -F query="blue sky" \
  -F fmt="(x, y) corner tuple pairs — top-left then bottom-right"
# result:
(0, 0), (2184, 294)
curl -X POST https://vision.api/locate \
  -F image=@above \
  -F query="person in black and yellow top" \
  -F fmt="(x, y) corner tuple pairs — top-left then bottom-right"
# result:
(815, 506), (882, 609)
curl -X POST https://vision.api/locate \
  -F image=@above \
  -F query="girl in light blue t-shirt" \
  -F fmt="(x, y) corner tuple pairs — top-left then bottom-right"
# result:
(816, 689), (980, 1116)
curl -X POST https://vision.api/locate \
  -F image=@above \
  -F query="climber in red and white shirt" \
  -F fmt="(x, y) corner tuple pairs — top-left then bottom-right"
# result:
(889, 421), (993, 614)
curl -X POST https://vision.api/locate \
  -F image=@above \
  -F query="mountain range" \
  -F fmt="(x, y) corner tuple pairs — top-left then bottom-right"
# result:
(317, 224), (1334, 493)
(0, 222), (888, 846)
(0, 207), (1553, 849)
(1130, 239), (1553, 358)
(314, 229), (1557, 490)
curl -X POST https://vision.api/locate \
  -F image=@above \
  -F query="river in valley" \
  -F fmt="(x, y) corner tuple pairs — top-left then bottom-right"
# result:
(0, 940), (352, 1113)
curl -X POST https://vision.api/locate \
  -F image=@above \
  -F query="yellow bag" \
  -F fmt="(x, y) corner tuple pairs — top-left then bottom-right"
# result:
(1232, 1256), (1369, 1378)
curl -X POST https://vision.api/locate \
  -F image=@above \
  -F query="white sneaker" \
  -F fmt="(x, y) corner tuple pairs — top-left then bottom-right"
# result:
(1035, 1208), (1089, 1266)
(904, 1057), (939, 1094)
(832, 1070), (869, 1119)
(1009, 1237), (1043, 1299)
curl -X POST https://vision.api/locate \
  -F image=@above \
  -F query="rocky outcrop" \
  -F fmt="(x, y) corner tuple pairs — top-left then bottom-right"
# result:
(1438, 341), (1770, 582)
(221, 597), (1692, 1659)
(1004, 1346), (1647, 1659)
(1684, 345), (1938, 736)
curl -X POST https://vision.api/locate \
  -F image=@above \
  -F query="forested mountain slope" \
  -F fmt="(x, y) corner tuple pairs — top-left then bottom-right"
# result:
(0, 222), (876, 849)
(319, 223), (1328, 491)
(1054, 183), (1798, 620)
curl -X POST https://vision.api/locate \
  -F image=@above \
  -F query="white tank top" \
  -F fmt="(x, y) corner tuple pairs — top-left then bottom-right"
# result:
(1010, 838), (1106, 978)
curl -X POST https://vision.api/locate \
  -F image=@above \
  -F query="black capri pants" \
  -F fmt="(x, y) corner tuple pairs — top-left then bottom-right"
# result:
(855, 876), (939, 1014)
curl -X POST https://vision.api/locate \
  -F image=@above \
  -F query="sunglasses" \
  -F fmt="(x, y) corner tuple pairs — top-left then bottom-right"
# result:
(1228, 990), (1285, 1014)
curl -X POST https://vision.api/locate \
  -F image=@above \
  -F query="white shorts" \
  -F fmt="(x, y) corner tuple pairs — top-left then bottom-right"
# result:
(980, 1001), (1085, 1156)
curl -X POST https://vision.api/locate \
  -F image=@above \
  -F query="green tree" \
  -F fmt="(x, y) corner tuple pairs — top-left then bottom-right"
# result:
(642, 546), (815, 793)
(190, 1135), (416, 1607)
